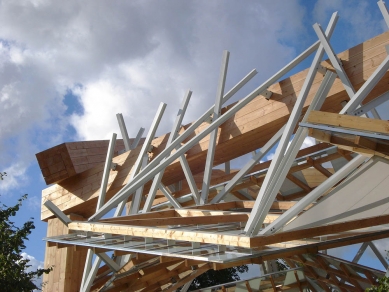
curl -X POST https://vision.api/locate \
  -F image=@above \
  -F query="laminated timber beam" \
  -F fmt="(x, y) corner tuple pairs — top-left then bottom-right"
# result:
(307, 111), (389, 135)
(67, 213), (389, 248)
(36, 139), (131, 185)
(40, 29), (389, 221)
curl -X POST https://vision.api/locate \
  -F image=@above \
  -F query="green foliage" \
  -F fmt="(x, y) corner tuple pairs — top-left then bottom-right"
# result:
(365, 277), (389, 292)
(0, 194), (52, 291)
(0, 172), (6, 180)
(188, 265), (248, 290)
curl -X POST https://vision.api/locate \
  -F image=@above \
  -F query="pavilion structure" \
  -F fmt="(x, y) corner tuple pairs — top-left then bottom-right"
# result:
(37, 1), (389, 291)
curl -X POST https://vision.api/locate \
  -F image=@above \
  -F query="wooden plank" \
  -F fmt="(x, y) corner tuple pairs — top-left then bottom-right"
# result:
(306, 157), (333, 178)
(307, 111), (389, 134)
(68, 221), (251, 247)
(100, 213), (250, 226)
(66, 214), (389, 249)
(286, 174), (312, 192)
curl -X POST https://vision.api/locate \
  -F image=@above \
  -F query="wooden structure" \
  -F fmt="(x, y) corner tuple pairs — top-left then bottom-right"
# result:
(37, 5), (389, 292)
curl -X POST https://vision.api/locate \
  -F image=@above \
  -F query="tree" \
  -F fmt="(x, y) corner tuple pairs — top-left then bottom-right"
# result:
(188, 265), (248, 290)
(365, 277), (389, 292)
(0, 194), (52, 291)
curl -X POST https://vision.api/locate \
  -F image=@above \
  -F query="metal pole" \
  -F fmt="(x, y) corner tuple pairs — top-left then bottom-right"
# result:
(201, 50), (230, 204)
(116, 114), (130, 151)
(114, 102), (166, 216)
(313, 23), (355, 98)
(89, 38), (322, 221)
(210, 125), (285, 204)
(378, 0), (389, 28)
(260, 154), (366, 234)
(143, 90), (193, 212)
(340, 54), (389, 115)
(244, 12), (338, 235)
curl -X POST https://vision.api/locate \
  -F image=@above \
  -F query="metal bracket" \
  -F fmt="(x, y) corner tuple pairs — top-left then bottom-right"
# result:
(110, 162), (117, 171)
(147, 145), (154, 153)
(316, 64), (327, 75)
(261, 89), (273, 100)
(204, 113), (213, 124)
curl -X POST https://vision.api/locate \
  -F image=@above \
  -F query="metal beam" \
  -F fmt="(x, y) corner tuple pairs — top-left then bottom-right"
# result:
(210, 124), (285, 204)
(368, 241), (389, 269)
(129, 154), (149, 214)
(81, 256), (101, 292)
(89, 37), (323, 222)
(96, 133), (117, 210)
(244, 33), (339, 236)
(159, 183), (182, 209)
(143, 90), (193, 212)
(370, 108), (382, 120)
(313, 23), (355, 98)
(80, 251), (93, 290)
(116, 114), (130, 151)
(340, 53), (389, 115)
(352, 242), (369, 263)
(261, 154), (367, 234)
(351, 91), (389, 116)
(201, 50), (230, 204)
(178, 153), (200, 205)
(96, 252), (120, 272)
(378, 0), (389, 28)
(43, 200), (71, 226)
(130, 127), (145, 150)
(114, 102), (166, 216)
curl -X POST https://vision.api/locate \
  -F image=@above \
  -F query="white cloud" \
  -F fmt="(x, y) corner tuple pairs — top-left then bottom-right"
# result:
(0, 0), (309, 193)
(20, 252), (45, 290)
(313, 0), (384, 45)
(0, 162), (29, 191)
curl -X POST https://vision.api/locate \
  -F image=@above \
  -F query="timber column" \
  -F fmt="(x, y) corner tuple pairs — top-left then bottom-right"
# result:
(42, 214), (87, 292)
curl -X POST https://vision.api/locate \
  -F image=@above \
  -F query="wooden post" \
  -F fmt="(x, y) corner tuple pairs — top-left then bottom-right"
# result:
(42, 214), (87, 292)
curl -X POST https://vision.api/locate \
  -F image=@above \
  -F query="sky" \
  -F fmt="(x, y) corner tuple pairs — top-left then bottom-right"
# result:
(0, 0), (388, 287)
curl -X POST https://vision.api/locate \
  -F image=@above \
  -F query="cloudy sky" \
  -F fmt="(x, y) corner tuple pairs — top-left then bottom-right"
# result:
(0, 0), (388, 282)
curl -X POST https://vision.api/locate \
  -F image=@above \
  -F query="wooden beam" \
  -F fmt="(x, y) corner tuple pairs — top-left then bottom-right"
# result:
(286, 174), (312, 192)
(250, 213), (389, 247)
(307, 157), (333, 178)
(307, 111), (389, 135)
(64, 213), (389, 249)
(36, 139), (128, 185)
(100, 213), (250, 226)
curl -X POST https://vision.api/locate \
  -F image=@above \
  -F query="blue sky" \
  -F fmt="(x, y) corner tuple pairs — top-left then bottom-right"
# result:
(0, 0), (388, 279)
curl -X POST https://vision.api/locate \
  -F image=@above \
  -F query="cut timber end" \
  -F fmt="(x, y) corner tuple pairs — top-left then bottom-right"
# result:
(36, 139), (127, 185)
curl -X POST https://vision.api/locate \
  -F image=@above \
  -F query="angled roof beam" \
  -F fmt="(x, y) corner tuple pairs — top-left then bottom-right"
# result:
(314, 23), (355, 99)
(245, 63), (338, 235)
(261, 155), (366, 235)
(378, 0), (389, 28)
(340, 46), (389, 115)
(201, 50), (229, 204)
(114, 102), (166, 216)
(143, 90), (195, 212)
(116, 114), (131, 151)
(211, 125), (285, 204)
